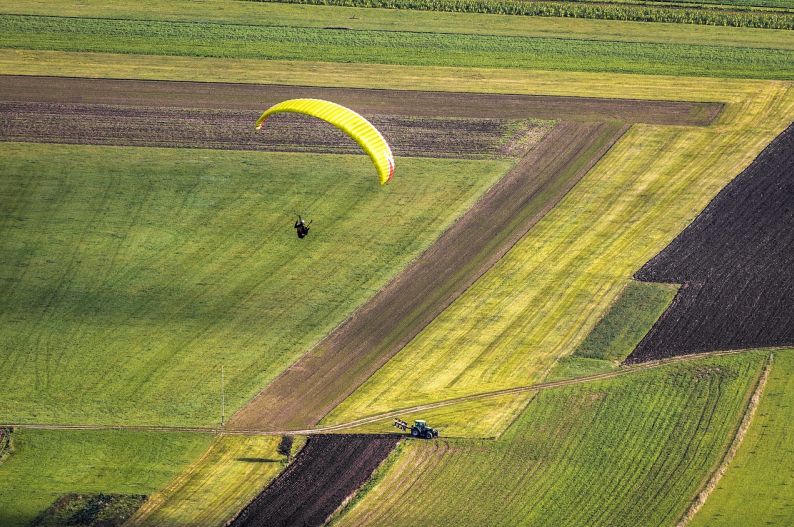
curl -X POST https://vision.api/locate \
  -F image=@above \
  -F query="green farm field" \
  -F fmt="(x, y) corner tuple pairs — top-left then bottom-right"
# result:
(1, 13), (791, 79)
(0, 142), (511, 426)
(0, 429), (211, 527)
(548, 281), (679, 380)
(249, 0), (794, 28)
(690, 349), (794, 526)
(3, 0), (792, 49)
(336, 352), (768, 526)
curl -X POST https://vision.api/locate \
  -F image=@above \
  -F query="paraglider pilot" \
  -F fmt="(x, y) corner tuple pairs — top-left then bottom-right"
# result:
(294, 216), (311, 239)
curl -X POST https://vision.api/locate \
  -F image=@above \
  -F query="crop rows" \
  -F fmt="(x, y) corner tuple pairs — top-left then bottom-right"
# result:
(690, 349), (794, 526)
(260, 0), (794, 28)
(336, 353), (765, 526)
(2, 15), (792, 79)
(231, 435), (400, 527)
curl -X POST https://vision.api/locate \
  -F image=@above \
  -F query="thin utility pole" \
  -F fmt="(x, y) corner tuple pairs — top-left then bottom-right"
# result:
(221, 364), (225, 429)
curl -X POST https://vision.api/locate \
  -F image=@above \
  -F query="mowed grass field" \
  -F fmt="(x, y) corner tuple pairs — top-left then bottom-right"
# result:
(1, 13), (791, 79)
(0, 143), (512, 425)
(127, 435), (288, 527)
(323, 77), (794, 427)
(336, 352), (766, 526)
(0, 429), (211, 527)
(690, 348), (794, 526)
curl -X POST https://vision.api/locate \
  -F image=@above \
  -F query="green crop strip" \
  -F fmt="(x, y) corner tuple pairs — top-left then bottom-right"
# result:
(690, 349), (794, 526)
(547, 281), (678, 379)
(573, 281), (678, 362)
(337, 352), (766, 526)
(255, 0), (794, 28)
(0, 15), (792, 79)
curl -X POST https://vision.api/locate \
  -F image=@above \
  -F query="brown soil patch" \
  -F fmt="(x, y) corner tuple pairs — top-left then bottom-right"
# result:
(0, 75), (721, 126)
(628, 123), (794, 363)
(0, 101), (545, 158)
(229, 434), (400, 527)
(229, 121), (629, 431)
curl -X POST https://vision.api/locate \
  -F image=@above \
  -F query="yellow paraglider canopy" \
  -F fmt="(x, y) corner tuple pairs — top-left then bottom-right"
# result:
(255, 99), (394, 185)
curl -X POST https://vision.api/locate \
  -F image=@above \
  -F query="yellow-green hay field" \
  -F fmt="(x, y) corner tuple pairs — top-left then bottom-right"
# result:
(335, 390), (535, 438)
(126, 435), (286, 527)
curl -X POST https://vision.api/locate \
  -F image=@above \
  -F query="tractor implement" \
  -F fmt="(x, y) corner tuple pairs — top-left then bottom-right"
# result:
(394, 418), (439, 439)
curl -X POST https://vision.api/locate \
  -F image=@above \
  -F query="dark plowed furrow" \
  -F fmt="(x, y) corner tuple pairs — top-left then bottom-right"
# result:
(627, 122), (794, 362)
(0, 101), (539, 158)
(230, 434), (400, 527)
(0, 76), (721, 126)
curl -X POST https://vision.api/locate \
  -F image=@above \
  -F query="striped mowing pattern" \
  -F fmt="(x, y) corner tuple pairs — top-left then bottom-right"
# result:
(256, 98), (394, 184)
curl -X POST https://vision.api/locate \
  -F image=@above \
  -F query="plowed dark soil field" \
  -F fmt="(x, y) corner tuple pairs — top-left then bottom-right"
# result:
(0, 76), (721, 126)
(627, 123), (794, 362)
(0, 102), (542, 158)
(230, 434), (400, 527)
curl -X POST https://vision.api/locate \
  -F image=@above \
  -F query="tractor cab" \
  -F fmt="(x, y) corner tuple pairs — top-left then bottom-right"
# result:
(394, 418), (439, 439)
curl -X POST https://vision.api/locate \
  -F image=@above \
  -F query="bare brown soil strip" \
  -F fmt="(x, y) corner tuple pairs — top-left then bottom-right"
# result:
(0, 75), (722, 126)
(628, 122), (794, 362)
(228, 434), (400, 527)
(229, 121), (628, 431)
(0, 101), (545, 158)
(676, 352), (774, 527)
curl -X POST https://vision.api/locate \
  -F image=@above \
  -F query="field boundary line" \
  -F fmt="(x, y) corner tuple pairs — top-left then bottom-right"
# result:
(310, 347), (784, 432)
(2, 347), (785, 436)
(675, 351), (774, 527)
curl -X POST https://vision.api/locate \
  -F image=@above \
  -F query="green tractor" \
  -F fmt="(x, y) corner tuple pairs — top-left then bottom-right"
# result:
(393, 418), (439, 439)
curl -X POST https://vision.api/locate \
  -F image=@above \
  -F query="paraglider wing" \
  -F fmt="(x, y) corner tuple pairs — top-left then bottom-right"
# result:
(255, 99), (394, 185)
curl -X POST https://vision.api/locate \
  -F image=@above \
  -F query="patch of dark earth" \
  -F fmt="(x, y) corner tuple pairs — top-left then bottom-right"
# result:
(0, 102), (547, 158)
(230, 434), (400, 527)
(0, 75), (722, 126)
(626, 122), (794, 363)
(30, 493), (147, 527)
